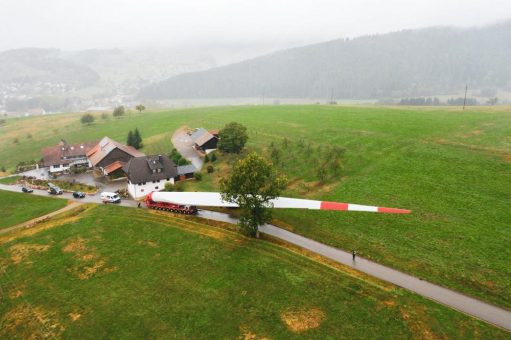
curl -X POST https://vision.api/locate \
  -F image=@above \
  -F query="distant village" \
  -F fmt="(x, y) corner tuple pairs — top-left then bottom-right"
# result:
(38, 128), (219, 199)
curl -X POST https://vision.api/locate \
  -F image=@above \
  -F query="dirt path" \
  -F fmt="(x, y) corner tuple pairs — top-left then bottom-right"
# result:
(171, 126), (204, 170)
(0, 201), (83, 236)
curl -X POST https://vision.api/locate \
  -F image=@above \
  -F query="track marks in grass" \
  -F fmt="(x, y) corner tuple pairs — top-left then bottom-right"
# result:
(280, 308), (326, 333)
(9, 243), (50, 264)
(0, 304), (65, 339)
(0, 204), (95, 245)
(62, 236), (117, 280)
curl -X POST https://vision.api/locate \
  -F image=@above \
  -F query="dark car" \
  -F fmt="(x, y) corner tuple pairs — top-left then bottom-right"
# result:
(21, 186), (33, 193)
(48, 186), (63, 195)
(73, 191), (86, 198)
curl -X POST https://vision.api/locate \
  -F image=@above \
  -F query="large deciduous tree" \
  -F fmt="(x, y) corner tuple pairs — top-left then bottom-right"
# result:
(220, 152), (287, 237)
(218, 122), (248, 153)
(135, 104), (146, 113)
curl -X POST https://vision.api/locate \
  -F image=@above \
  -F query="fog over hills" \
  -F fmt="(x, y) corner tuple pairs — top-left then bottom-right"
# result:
(139, 21), (511, 100)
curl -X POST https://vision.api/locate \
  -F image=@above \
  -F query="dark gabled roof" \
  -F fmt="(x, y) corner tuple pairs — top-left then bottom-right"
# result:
(122, 155), (177, 184)
(177, 164), (197, 175)
(190, 128), (208, 142)
(87, 136), (145, 167)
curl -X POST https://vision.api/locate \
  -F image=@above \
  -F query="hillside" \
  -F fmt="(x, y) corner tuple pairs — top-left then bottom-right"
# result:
(0, 196), (506, 338)
(0, 105), (510, 310)
(139, 21), (511, 100)
(0, 48), (99, 87)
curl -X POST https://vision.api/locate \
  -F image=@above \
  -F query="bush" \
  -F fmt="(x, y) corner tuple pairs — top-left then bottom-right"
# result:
(113, 106), (125, 117)
(210, 153), (217, 162)
(177, 158), (189, 166)
(207, 165), (214, 173)
(81, 113), (95, 125)
(101, 112), (109, 120)
(194, 172), (203, 181)
(164, 182), (175, 191)
(204, 154), (210, 163)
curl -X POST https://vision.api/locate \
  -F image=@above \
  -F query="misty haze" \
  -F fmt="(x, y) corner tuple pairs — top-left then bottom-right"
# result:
(0, 1), (510, 338)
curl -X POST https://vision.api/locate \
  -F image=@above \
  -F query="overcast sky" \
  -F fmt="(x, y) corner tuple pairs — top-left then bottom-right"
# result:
(1, 0), (510, 51)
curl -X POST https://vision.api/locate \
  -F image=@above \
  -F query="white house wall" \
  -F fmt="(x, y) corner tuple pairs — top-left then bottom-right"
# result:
(127, 178), (175, 199)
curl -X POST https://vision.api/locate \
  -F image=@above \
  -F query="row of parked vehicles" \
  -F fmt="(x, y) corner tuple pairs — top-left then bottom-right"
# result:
(21, 183), (120, 203)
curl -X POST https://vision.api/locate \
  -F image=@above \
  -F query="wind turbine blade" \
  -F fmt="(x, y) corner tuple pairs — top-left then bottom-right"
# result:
(149, 192), (411, 214)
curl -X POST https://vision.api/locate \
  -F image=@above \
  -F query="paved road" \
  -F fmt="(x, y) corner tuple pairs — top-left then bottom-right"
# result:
(171, 127), (204, 170)
(1, 184), (510, 331)
(0, 183), (138, 208)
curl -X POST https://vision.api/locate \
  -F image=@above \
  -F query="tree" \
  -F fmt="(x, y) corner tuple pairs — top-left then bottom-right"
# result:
(135, 104), (146, 113)
(81, 113), (94, 125)
(204, 154), (210, 163)
(127, 130), (134, 147)
(101, 112), (109, 120)
(207, 165), (214, 173)
(133, 128), (143, 149)
(113, 106), (125, 117)
(220, 153), (287, 237)
(210, 153), (217, 162)
(218, 122), (248, 153)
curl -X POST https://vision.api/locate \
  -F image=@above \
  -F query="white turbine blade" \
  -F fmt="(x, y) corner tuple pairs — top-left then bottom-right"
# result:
(149, 192), (411, 214)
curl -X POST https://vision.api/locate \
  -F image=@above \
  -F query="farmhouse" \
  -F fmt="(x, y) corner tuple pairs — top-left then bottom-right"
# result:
(122, 155), (177, 199)
(42, 139), (97, 173)
(87, 136), (145, 176)
(190, 128), (218, 153)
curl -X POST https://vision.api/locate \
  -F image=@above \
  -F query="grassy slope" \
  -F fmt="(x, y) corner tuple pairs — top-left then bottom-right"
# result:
(0, 106), (510, 309)
(0, 204), (507, 338)
(0, 190), (67, 229)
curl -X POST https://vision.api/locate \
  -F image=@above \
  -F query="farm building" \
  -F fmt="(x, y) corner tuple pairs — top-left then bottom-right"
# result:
(176, 164), (197, 181)
(87, 136), (145, 176)
(42, 139), (97, 174)
(122, 155), (178, 199)
(190, 128), (218, 153)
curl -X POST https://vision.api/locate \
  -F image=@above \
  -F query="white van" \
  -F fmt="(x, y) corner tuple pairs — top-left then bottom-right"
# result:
(100, 192), (121, 204)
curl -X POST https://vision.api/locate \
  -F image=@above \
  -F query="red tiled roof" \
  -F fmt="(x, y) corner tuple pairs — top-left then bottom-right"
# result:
(104, 160), (125, 175)
(42, 140), (97, 167)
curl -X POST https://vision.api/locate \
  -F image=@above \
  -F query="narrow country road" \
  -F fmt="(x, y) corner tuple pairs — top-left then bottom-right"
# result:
(1, 183), (510, 331)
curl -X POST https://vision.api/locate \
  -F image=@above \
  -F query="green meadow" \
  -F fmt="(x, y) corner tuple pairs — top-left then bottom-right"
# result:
(0, 201), (506, 338)
(0, 105), (510, 309)
(0, 190), (67, 230)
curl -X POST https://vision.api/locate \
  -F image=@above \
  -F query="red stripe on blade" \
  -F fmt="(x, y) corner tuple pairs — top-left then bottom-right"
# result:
(320, 201), (349, 211)
(377, 207), (411, 214)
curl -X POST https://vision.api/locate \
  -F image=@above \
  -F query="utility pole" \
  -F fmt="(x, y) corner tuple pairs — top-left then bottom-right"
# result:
(463, 84), (468, 110)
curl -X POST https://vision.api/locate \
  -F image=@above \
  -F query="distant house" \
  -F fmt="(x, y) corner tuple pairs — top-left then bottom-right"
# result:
(190, 128), (218, 153)
(122, 155), (178, 199)
(87, 136), (145, 176)
(42, 139), (97, 174)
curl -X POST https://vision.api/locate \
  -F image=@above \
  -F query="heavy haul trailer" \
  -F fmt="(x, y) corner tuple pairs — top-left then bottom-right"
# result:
(144, 192), (198, 215)
(144, 191), (411, 216)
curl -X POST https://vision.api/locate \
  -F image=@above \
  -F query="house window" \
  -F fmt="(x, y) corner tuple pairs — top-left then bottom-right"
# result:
(155, 186), (159, 190)
(138, 183), (142, 186)
(141, 189), (144, 192)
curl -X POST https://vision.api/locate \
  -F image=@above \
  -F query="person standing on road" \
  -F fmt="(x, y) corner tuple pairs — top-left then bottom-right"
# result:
(352, 250), (356, 261)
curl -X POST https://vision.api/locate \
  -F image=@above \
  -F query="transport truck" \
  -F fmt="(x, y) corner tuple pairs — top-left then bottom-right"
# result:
(144, 192), (197, 215)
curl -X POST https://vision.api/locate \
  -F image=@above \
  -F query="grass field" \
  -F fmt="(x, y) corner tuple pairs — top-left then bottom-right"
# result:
(0, 105), (510, 309)
(0, 190), (68, 230)
(0, 176), (21, 185)
(0, 202), (507, 338)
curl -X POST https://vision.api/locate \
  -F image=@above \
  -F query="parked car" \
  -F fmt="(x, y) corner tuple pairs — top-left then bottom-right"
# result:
(48, 186), (63, 195)
(100, 192), (121, 204)
(21, 186), (33, 193)
(73, 191), (86, 198)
